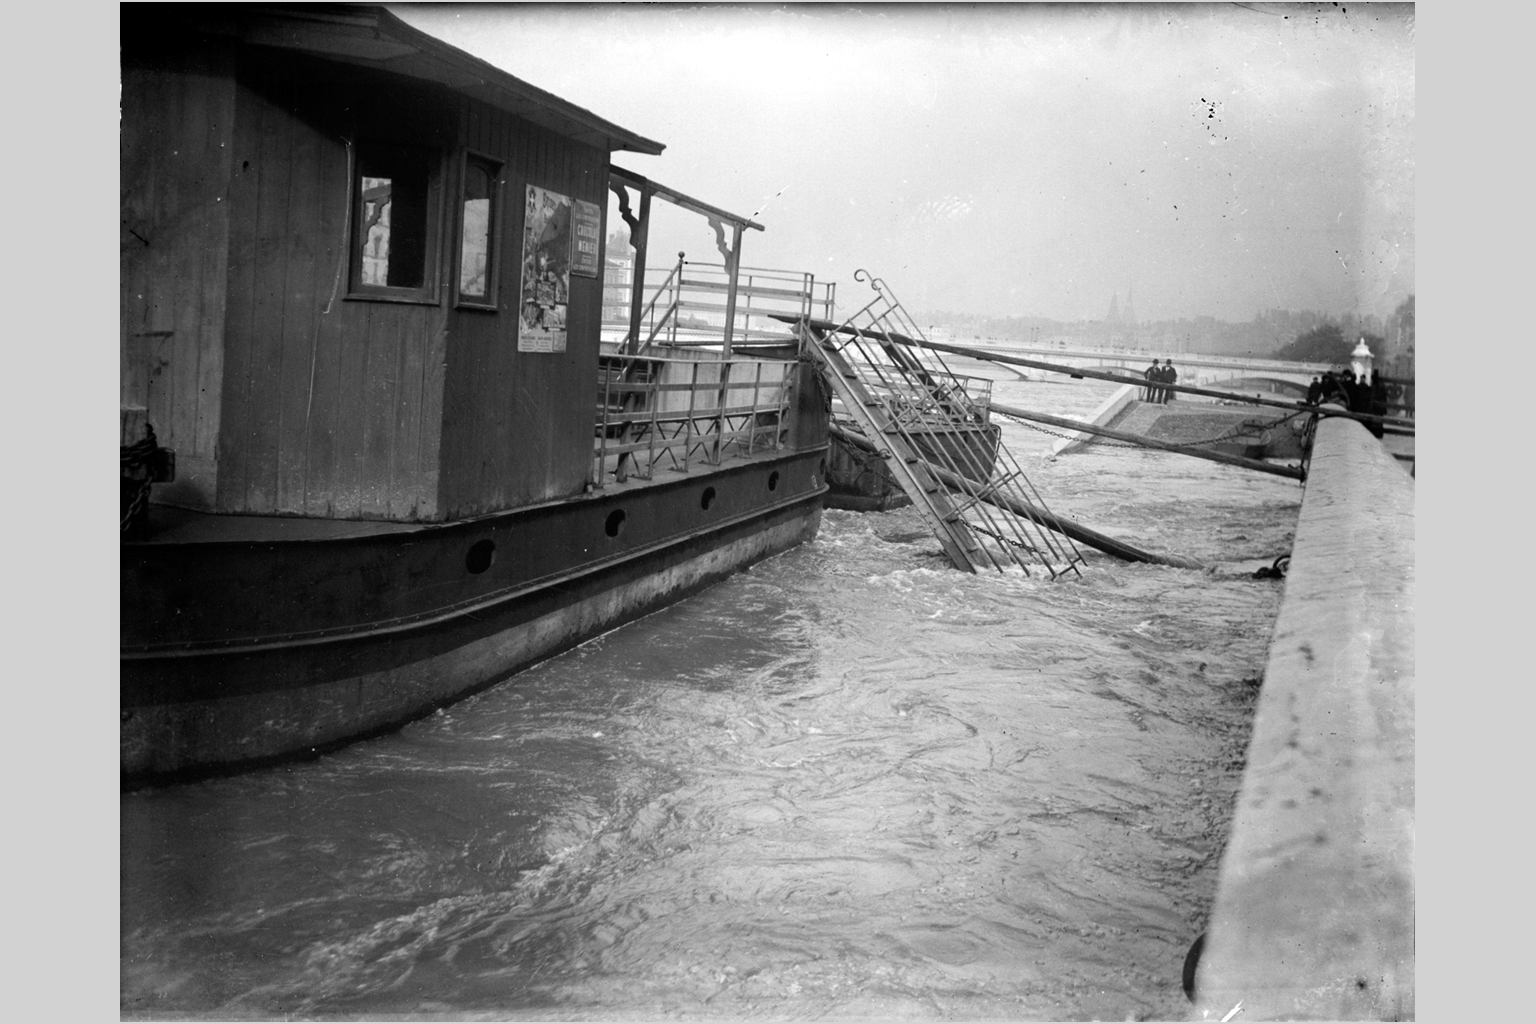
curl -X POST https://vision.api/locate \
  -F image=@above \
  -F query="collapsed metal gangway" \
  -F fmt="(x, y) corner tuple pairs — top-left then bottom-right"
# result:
(787, 271), (1085, 578)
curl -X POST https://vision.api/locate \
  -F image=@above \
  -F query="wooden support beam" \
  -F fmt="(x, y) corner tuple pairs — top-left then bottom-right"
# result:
(988, 401), (1306, 481)
(925, 462), (1205, 570)
(609, 181), (653, 355)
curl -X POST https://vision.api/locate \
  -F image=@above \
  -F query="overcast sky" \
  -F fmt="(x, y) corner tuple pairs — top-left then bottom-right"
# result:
(394, 3), (1414, 324)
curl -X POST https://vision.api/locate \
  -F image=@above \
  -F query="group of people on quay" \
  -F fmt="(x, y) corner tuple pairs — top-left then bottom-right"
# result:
(1134, 358), (1401, 436)
(1142, 359), (1179, 403)
(1306, 368), (1392, 437)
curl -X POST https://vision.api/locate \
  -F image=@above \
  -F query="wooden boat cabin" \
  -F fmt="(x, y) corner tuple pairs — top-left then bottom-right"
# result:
(120, 4), (830, 784)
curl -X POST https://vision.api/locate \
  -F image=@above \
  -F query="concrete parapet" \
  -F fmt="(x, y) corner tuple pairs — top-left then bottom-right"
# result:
(1193, 414), (1415, 1021)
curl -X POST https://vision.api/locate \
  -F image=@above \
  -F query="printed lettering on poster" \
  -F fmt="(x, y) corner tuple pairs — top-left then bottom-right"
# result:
(571, 199), (602, 279)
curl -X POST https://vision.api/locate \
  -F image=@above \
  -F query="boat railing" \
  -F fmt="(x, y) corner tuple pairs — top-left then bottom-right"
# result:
(626, 259), (685, 351)
(831, 366), (994, 426)
(593, 350), (796, 486)
(602, 256), (837, 353)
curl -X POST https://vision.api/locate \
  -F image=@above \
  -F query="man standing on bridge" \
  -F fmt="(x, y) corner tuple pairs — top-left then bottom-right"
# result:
(1162, 360), (1178, 403)
(1143, 358), (1159, 402)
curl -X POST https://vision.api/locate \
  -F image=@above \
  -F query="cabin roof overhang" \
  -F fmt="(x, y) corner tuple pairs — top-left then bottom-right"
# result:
(172, 4), (666, 156)
(609, 165), (764, 234)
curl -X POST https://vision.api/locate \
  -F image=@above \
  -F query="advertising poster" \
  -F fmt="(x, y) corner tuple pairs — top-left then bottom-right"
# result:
(518, 185), (572, 353)
(571, 199), (602, 279)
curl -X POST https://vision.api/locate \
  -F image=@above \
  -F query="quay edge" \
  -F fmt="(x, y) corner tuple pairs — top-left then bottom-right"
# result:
(1194, 410), (1414, 1020)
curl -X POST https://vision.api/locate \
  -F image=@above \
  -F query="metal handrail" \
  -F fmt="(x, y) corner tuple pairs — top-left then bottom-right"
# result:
(591, 351), (795, 486)
(628, 255), (685, 352)
(606, 258), (835, 353)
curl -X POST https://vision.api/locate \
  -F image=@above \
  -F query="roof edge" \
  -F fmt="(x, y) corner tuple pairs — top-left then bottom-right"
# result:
(163, 4), (666, 156)
(370, 6), (665, 156)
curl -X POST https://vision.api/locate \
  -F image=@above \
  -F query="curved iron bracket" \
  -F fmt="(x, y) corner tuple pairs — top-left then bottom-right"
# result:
(609, 182), (641, 238)
(706, 216), (734, 266)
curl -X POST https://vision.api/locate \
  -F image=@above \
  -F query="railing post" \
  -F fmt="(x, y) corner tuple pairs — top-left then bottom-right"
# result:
(684, 358), (698, 473)
(596, 361), (613, 488)
(669, 252), (684, 347)
(713, 358), (731, 464)
(747, 360), (763, 454)
(645, 367), (659, 478)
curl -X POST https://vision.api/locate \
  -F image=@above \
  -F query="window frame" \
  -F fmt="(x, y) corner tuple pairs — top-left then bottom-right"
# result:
(345, 139), (446, 306)
(453, 150), (506, 312)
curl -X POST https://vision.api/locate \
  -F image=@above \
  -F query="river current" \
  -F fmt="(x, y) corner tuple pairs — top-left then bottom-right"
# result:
(121, 364), (1300, 1020)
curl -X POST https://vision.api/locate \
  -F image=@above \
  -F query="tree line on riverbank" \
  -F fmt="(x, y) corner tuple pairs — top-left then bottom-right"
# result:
(1272, 295), (1413, 371)
(918, 294), (1413, 368)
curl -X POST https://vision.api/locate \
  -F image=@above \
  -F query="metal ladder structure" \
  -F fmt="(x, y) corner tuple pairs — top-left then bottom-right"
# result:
(792, 271), (1086, 578)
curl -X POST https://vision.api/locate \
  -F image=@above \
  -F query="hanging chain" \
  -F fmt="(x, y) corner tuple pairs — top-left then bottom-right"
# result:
(121, 423), (160, 535)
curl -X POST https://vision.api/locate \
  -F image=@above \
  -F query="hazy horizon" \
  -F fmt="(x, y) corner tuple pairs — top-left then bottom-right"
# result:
(394, 2), (1414, 325)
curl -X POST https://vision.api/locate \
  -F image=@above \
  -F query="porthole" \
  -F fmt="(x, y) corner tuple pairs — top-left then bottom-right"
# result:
(465, 539), (496, 574)
(605, 509), (627, 538)
(767, 470), (780, 492)
(701, 486), (717, 511)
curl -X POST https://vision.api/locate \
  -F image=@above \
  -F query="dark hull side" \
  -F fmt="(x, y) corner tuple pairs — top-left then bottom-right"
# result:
(825, 424), (1000, 512)
(122, 449), (827, 787)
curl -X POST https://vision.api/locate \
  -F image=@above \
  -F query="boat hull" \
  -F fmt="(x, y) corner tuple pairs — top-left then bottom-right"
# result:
(825, 424), (1000, 512)
(122, 450), (826, 786)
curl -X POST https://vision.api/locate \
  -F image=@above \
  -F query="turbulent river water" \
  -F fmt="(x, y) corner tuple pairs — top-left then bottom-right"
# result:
(121, 362), (1302, 1021)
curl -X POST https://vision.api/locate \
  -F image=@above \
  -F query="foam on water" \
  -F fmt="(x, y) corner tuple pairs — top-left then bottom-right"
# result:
(122, 372), (1299, 1020)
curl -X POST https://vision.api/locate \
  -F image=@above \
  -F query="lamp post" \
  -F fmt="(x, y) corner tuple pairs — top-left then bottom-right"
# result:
(1350, 336), (1374, 381)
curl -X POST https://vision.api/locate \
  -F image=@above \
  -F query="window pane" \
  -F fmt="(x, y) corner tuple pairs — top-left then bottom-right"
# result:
(357, 146), (430, 290)
(460, 163), (493, 299)
(360, 176), (392, 286)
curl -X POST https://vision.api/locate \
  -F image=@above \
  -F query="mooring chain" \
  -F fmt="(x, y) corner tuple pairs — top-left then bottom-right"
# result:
(995, 411), (1146, 448)
(121, 423), (161, 534)
(121, 478), (153, 532)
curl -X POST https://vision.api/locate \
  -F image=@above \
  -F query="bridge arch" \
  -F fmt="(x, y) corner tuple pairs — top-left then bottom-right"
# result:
(1200, 375), (1310, 398)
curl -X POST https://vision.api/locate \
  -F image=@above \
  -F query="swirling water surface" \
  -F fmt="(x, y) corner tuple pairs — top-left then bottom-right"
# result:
(122, 370), (1299, 1020)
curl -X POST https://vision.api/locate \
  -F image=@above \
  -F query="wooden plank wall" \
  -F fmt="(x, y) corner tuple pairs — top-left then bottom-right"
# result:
(215, 57), (447, 520)
(204, 48), (609, 522)
(120, 54), (235, 509)
(436, 98), (609, 518)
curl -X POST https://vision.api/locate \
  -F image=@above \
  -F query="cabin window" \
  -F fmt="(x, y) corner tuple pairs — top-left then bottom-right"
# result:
(348, 142), (442, 303)
(456, 153), (503, 309)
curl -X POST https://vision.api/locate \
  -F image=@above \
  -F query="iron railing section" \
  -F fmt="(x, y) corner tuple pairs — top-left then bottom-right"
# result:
(830, 366), (994, 419)
(817, 271), (1085, 578)
(599, 255), (685, 352)
(602, 256), (837, 352)
(592, 351), (795, 486)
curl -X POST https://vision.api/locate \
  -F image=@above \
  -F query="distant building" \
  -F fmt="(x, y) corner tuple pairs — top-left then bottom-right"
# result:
(1381, 296), (1415, 377)
(603, 227), (634, 324)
